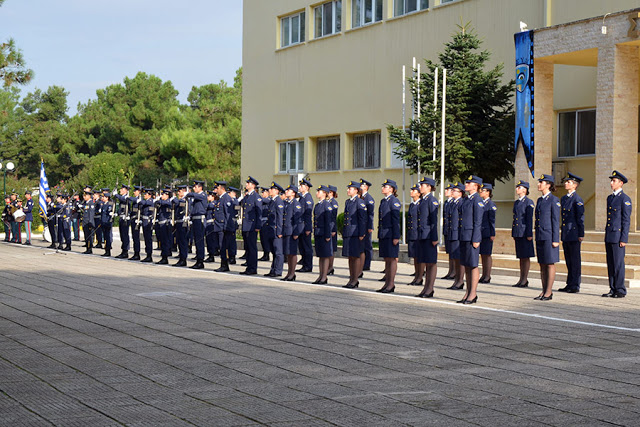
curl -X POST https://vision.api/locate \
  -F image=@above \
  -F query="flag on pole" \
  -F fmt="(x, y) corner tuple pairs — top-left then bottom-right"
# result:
(39, 161), (50, 219)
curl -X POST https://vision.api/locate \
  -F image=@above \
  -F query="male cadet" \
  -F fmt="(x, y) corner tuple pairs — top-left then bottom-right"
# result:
(127, 185), (143, 260)
(139, 188), (156, 263)
(81, 189), (95, 254)
(56, 193), (72, 251)
(441, 184), (455, 280)
(296, 179), (314, 273)
(93, 190), (104, 249)
(186, 180), (207, 269)
(227, 186), (240, 264)
(2, 195), (11, 242)
(214, 181), (234, 272)
(259, 186), (272, 261)
(265, 182), (285, 277)
(71, 193), (81, 241)
(22, 191), (34, 245)
(45, 192), (58, 248)
(558, 173), (585, 293)
(172, 185), (189, 267)
(603, 170), (632, 298)
(100, 191), (114, 257)
(240, 176), (262, 275)
(9, 192), (21, 243)
(114, 184), (131, 258)
(360, 178), (375, 272)
(155, 189), (173, 264)
(205, 188), (218, 262)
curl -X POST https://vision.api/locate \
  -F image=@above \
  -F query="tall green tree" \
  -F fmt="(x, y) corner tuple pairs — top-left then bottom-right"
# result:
(0, 0), (34, 87)
(389, 23), (515, 184)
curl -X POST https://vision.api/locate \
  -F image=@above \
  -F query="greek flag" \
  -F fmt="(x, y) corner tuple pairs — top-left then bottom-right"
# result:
(39, 161), (50, 218)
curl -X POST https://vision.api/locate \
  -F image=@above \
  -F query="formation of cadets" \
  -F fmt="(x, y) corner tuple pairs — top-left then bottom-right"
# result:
(3, 170), (631, 302)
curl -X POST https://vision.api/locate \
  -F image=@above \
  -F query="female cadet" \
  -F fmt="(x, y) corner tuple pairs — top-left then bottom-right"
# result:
(441, 184), (455, 280)
(259, 187), (272, 262)
(512, 180), (535, 288)
(282, 185), (303, 281)
(406, 184), (421, 285)
(327, 185), (339, 275)
(376, 179), (401, 293)
(204, 190), (217, 263)
(447, 182), (465, 290)
(312, 185), (333, 284)
(155, 189), (173, 265)
(479, 183), (497, 284)
(457, 175), (484, 304)
(534, 174), (560, 301)
(342, 181), (367, 289)
(415, 177), (439, 298)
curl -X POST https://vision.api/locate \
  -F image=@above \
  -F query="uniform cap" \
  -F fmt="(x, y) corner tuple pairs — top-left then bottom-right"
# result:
(481, 183), (493, 191)
(317, 184), (330, 193)
(609, 170), (628, 183)
(564, 172), (583, 183)
(24, 190), (32, 195)
(145, 188), (154, 194)
(410, 184), (420, 191)
(418, 177), (436, 187)
(285, 185), (298, 194)
(246, 176), (259, 185)
(382, 179), (397, 190)
(228, 186), (239, 193)
(214, 180), (227, 186)
(299, 178), (312, 187)
(193, 180), (205, 186)
(133, 185), (143, 191)
(346, 181), (360, 189)
(516, 180), (530, 189)
(177, 184), (188, 190)
(453, 182), (465, 192)
(270, 182), (284, 192)
(121, 184), (130, 190)
(260, 186), (270, 192)
(538, 174), (554, 184)
(327, 185), (337, 193)
(465, 175), (483, 185)
(359, 178), (372, 187)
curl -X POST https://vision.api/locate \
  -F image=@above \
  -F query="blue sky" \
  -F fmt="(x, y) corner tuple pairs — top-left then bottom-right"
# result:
(0, 0), (243, 113)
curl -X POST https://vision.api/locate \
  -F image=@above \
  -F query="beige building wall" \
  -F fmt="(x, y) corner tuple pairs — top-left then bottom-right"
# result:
(242, 0), (640, 232)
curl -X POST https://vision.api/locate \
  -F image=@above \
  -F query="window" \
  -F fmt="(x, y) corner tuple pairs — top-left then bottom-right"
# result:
(314, 1), (341, 38)
(279, 140), (304, 173)
(394, 0), (429, 17)
(317, 136), (340, 171)
(352, 0), (383, 28)
(557, 109), (596, 157)
(281, 11), (306, 47)
(353, 132), (381, 169)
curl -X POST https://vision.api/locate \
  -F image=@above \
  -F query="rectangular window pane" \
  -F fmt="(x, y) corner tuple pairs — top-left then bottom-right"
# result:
(365, 0), (373, 23)
(558, 112), (576, 157)
(323, 2), (333, 35)
(421, 0), (429, 9)
(394, 0), (404, 17)
(335, 0), (342, 32)
(352, 0), (362, 27)
(317, 140), (326, 170)
(353, 135), (365, 168)
(375, 0), (383, 21)
(280, 143), (287, 172)
(407, 0), (418, 13)
(300, 12), (305, 42)
(288, 142), (297, 171)
(282, 17), (290, 47)
(298, 141), (304, 171)
(292, 15), (300, 43)
(577, 110), (596, 155)
(315, 6), (323, 38)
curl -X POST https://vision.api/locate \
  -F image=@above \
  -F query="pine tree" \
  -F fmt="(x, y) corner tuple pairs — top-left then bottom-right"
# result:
(389, 23), (515, 185)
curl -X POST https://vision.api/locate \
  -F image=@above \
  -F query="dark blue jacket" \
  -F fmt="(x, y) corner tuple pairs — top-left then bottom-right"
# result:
(283, 198), (303, 237)
(481, 198), (497, 239)
(23, 198), (34, 221)
(535, 193), (560, 242)
(140, 198), (154, 226)
(407, 201), (419, 241)
(313, 200), (333, 240)
(442, 199), (452, 240)
(512, 196), (534, 238)
(417, 193), (439, 242)
(378, 195), (401, 240)
(561, 192), (585, 242)
(605, 190), (632, 244)
(155, 199), (172, 222)
(261, 197), (271, 227)
(266, 196), (284, 237)
(362, 192), (375, 230)
(101, 200), (114, 224)
(81, 199), (95, 227)
(172, 197), (187, 225)
(186, 191), (207, 217)
(342, 197), (366, 238)
(299, 192), (314, 232)
(329, 197), (339, 234)
(214, 192), (235, 232)
(448, 198), (462, 241)
(241, 190), (262, 232)
(115, 193), (129, 218)
(458, 193), (483, 243)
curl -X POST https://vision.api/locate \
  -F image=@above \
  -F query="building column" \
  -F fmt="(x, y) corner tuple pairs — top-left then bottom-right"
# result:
(595, 44), (639, 231)
(533, 60), (554, 177)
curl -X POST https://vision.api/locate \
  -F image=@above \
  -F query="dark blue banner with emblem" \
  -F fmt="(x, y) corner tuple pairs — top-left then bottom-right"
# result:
(514, 30), (534, 177)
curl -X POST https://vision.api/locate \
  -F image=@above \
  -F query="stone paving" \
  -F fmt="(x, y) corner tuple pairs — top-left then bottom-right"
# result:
(2, 239), (640, 426)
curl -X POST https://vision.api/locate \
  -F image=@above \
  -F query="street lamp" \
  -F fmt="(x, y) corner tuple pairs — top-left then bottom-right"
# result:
(0, 160), (16, 196)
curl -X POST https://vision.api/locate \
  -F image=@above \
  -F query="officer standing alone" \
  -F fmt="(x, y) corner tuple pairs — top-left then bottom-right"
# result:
(603, 170), (632, 298)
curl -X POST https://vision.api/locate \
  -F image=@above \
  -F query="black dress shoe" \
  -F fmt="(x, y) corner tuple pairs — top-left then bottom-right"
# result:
(140, 256), (153, 263)
(47, 244), (57, 249)
(456, 298), (467, 304)
(480, 277), (491, 284)
(558, 286), (569, 292)
(214, 265), (230, 272)
(239, 270), (257, 275)
(95, 243), (103, 249)
(328, 268), (335, 275)
(204, 256), (215, 263)
(533, 295), (543, 300)
(156, 257), (168, 265)
(378, 277), (386, 282)
(239, 253), (247, 259)
(407, 280), (421, 286)
(241, 262), (248, 267)
(62, 245), (71, 252)
(440, 274), (454, 280)
(612, 293), (626, 298)
(116, 252), (128, 259)
(566, 288), (579, 293)
(190, 261), (204, 269)
(380, 287), (395, 294)
(602, 292), (614, 297)
(173, 258), (187, 267)
(540, 294), (553, 301)
(296, 268), (312, 273)
(462, 296), (478, 304)
(57, 244), (63, 250)
(416, 291), (434, 298)
(129, 253), (140, 261)
(343, 282), (359, 289)
(228, 258), (236, 265)
(447, 284), (464, 290)
(514, 281), (529, 288)
(101, 251), (111, 257)
(358, 272), (363, 278)
(82, 249), (92, 255)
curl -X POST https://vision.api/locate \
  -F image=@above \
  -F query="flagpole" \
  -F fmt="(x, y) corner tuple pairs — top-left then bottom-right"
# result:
(439, 69), (447, 243)
(402, 65), (406, 245)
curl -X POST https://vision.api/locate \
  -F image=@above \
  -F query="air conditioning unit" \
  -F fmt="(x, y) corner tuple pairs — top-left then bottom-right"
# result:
(552, 161), (566, 185)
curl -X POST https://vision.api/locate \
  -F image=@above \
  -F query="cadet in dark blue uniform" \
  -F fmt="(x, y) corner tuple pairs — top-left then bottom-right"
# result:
(22, 191), (34, 245)
(447, 183), (465, 289)
(100, 192), (114, 257)
(559, 173), (585, 293)
(228, 186), (240, 264)
(114, 184), (130, 259)
(204, 190), (217, 263)
(360, 179), (375, 272)
(441, 184), (455, 280)
(57, 194), (72, 251)
(312, 185), (334, 284)
(603, 170), (632, 298)
(93, 191), (103, 249)
(186, 180), (207, 269)
(265, 182), (284, 277)
(407, 184), (421, 285)
(457, 175), (484, 304)
(512, 180), (535, 288)
(240, 176), (262, 275)
(297, 179), (314, 273)
(415, 177), (439, 298)
(259, 187), (272, 261)
(282, 185), (303, 281)
(534, 174), (560, 301)
(155, 189), (173, 264)
(81, 190), (95, 254)
(128, 185), (143, 260)
(342, 181), (367, 288)
(138, 188), (155, 263)
(377, 179), (401, 293)
(172, 185), (189, 267)
(214, 181), (234, 272)
(479, 184), (497, 284)
(327, 185), (339, 275)
(45, 192), (58, 248)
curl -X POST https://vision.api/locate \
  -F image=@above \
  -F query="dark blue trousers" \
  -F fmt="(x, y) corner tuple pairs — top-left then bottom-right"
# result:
(243, 231), (258, 272)
(206, 224), (216, 256)
(260, 228), (271, 255)
(95, 219), (103, 244)
(229, 231), (237, 258)
(175, 224), (188, 259)
(217, 231), (234, 262)
(363, 232), (373, 270)
(606, 243), (626, 295)
(103, 224), (113, 250)
(191, 219), (205, 261)
(156, 224), (171, 258)
(298, 232), (313, 270)
(119, 220), (130, 251)
(142, 223), (153, 256)
(562, 240), (581, 290)
(130, 221), (141, 253)
(269, 236), (283, 275)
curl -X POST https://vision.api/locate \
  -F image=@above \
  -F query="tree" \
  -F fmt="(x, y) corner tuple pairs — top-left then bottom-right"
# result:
(389, 23), (515, 184)
(0, 1), (34, 87)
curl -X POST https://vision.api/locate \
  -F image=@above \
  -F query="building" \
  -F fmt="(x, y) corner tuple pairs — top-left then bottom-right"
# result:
(242, 0), (640, 231)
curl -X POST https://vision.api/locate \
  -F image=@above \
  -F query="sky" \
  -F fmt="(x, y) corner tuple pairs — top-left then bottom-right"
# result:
(0, 0), (243, 114)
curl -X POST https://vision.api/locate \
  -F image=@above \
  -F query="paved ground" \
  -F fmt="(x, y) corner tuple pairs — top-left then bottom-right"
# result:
(2, 239), (640, 426)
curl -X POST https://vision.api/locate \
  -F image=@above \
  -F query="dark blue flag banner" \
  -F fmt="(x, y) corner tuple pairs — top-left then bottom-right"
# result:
(514, 30), (534, 177)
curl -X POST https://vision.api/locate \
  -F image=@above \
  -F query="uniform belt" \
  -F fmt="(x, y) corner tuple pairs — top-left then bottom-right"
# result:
(206, 219), (214, 223)
(175, 219), (184, 223)
(142, 215), (152, 220)
(157, 220), (167, 225)
(119, 215), (128, 219)
(191, 215), (205, 221)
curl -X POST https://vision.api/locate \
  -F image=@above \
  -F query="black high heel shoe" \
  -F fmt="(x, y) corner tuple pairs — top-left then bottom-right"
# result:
(456, 297), (468, 303)
(381, 287), (395, 293)
(540, 293), (553, 301)
(343, 281), (359, 289)
(415, 291), (434, 298)
(533, 294), (543, 300)
(328, 268), (335, 275)
(448, 284), (464, 290)
(463, 296), (477, 304)
(312, 278), (323, 284)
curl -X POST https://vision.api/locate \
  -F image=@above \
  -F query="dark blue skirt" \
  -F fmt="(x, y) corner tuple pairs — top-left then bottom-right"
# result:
(460, 241), (479, 268)
(449, 239), (460, 260)
(479, 238), (493, 255)
(514, 237), (535, 259)
(416, 239), (437, 264)
(332, 234), (338, 252)
(283, 235), (297, 256)
(536, 240), (559, 264)
(408, 239), (416, 258)
(315, 236), (333, 258)
(379, 238), (399, 258)
(444, 238), (450, 254)
(342, 236), (364, 258)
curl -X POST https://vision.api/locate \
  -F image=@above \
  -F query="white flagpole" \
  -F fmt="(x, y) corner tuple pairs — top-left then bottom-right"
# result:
(412, 57), (416, 180)
(433, 67), (438, 180)
(440, 69), (447, 243)
(402, 65), (406, 245)
(417, 63), (421, 180)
